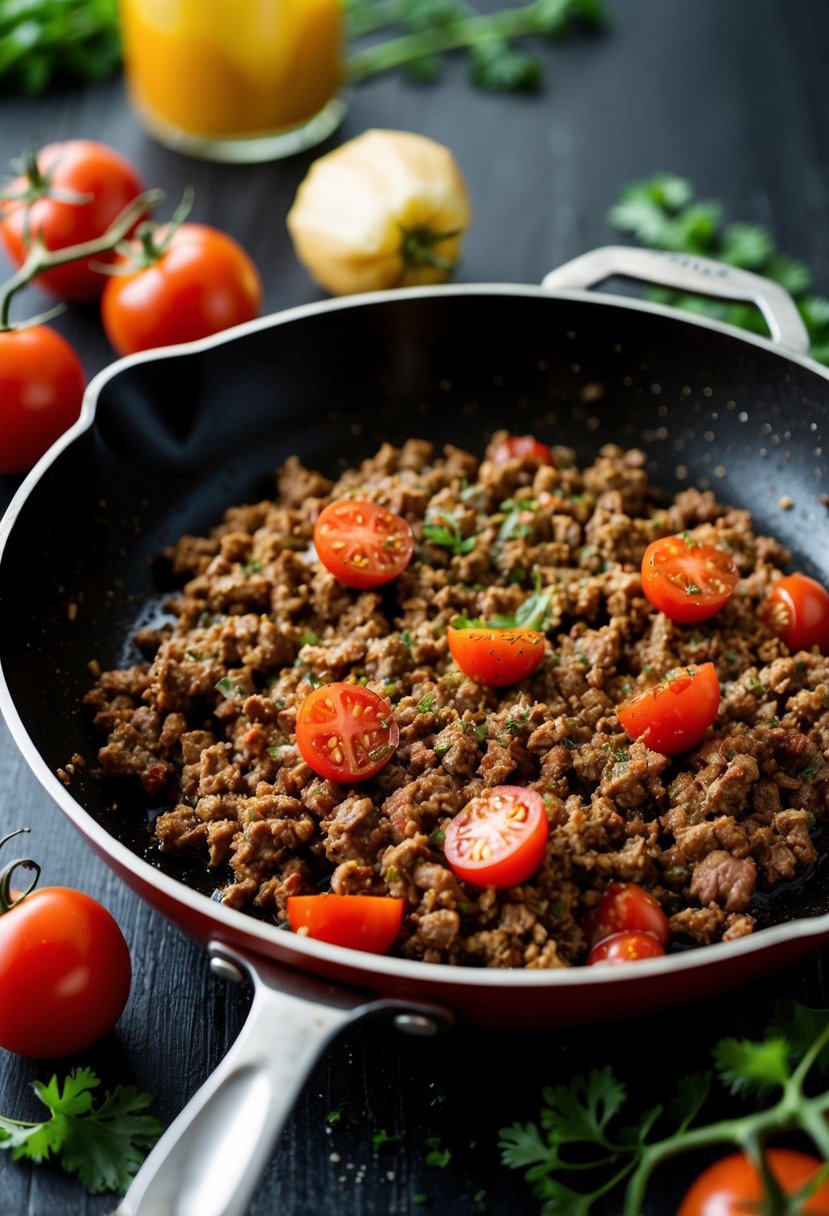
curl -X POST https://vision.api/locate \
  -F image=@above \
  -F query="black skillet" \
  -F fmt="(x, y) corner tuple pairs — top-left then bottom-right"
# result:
(0, 246), (827, 1216)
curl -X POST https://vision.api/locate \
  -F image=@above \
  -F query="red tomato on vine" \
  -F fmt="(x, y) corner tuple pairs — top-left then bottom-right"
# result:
(0, 140), (145, 301)
(101, 217), (262, 355)
(0, 831), (131, 1057)
(0, 326), (85, 474)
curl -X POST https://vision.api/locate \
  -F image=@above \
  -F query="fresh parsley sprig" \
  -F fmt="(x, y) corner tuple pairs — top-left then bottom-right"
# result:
(344, 0), (606, 90)
(422, 509), (477, 556)
(489, 567), (554, 632)
(0, 1067), (162, 1195)
(499, 1000), (829, 1214)
(0, 0), (122, 95)
(608, 173), (829, 363)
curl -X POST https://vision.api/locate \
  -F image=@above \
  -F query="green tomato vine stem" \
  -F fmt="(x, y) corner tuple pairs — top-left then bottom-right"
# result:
(624, 1018), (829, 1214)
(0, 188), (164, 331)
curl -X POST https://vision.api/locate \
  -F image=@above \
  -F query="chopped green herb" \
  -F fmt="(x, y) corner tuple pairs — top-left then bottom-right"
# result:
(0, 0), (122, 96)
(215, 676), (244, 699)
(430, 828), (446, 846)
(400, 629), (414, 652)
(435, 742), (452, 759)
(801, 765), (820, 781)
(422, 510), (477, 556)
(505, 708), (530, 732)
(416, 693), (437, 714)
(372, 1128), (403, 1149)
(241, 561), (262, 574)
(0, 1068), (161, 1196)
(299, 630), (319, 646)
(423, 1135), (452, 1168)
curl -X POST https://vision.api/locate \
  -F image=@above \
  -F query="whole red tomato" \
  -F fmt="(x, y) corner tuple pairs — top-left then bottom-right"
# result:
(0, 326), (85, 474)
(678, 1148), (829, 1215)
(0, 140), (145, 301)
(101, 223), (263, 355)
(0, 886), (131, 1057)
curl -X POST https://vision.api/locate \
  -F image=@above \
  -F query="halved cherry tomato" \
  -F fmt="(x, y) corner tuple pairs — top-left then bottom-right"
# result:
(0, 886), (131, 1057)
(447, 626), (545, 687)
(489, 434), (554, 466)
(314, 500), (414, 590)
(286, 894), (405, 954)
(641, 534), (739, 624)
(617, 663), (720, 755)
(586, 930), (666, 965)
(678, 1149), (829, 1216)
(101, 222), (262, 355)
(0, 326), (85, 474)
(295, 682), (398, 783)
(443, 785), (548, 889)
(0, 140), (145, 301)
(584, 882), (670, 949)
(762, 572), (829, 655)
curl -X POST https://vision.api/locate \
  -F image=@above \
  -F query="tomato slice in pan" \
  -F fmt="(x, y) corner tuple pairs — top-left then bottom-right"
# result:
(295, 682), (399, 782)
(678, 1149), (829, 1216)
(489, 434), (554, 465)
(447, 626), (545, 687)
(762, 572), (829, 654)
(617, 663), (720, 755)
(286, 894), (405, 954)
(583, 882), (670, 950)
(443, 785), (549, 889)
(641, 534), (739, 623)
(586, 930), (666, 966)
(314, 500), (414, 589)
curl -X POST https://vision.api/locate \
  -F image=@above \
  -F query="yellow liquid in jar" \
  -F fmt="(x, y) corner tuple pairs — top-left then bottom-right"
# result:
(120, 0), (343, 139)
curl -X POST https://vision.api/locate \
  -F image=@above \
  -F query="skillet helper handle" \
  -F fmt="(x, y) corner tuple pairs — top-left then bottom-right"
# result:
(115, 942), (451, 1216)
(541, 244), (810, 356)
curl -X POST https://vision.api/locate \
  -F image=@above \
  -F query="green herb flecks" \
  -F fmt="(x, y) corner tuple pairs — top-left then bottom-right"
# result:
(0, 1069), (161, 1195)
(499, 1000), (829, 1214)
(488, 566), (554, 632)
(608, 173), (829, 363)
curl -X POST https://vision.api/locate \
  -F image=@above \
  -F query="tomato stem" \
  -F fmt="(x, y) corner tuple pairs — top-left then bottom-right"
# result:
(0, 828), (41, 913)
(399, 224), (460, 276)
(0, 188), (164, 331)
(122, 186), (195, 272)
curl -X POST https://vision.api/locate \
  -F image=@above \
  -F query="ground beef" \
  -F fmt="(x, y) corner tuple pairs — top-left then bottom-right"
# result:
(83, 437), (829, 968)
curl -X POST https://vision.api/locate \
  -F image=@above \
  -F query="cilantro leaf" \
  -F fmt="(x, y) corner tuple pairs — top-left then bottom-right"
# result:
(0, 0), (122, 95)
(0, 1069), (162, 1196)
(714, 1035), (792, 1098)
(538, 1066), (627, 1145)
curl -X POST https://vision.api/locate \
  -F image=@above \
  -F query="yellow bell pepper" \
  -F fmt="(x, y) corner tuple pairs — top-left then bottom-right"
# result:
(286, 128), (471, 295)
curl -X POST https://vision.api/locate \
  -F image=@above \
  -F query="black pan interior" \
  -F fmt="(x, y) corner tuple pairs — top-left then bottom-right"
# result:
(2, 290), (827, 907)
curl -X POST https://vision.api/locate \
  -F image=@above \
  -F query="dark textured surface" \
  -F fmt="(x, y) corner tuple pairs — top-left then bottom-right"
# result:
(2, 2), (829, 1213)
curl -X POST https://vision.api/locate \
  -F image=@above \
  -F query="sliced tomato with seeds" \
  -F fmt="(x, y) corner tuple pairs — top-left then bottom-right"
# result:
(443, 785), (549, 889)
(489, 434), (554, 466)
(617, 663), (720, 755)
(295, 682), (398, 783)
(762, 572), (829, 654)
(586, 930), (666, 966)
(314, 500), (413, 589)
(584, 882), (670, 949)
(641, 533), (739, 623)
(286, 894), (405, 954)
(447, 626), (545, 687)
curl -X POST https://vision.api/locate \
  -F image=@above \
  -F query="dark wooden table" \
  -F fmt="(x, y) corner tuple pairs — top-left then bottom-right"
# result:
(2, 3), (829, 1213)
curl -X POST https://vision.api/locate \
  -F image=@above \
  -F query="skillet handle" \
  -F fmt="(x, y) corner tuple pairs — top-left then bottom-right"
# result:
(115, 942), (452, 1216)
(541, 244), (810, 355)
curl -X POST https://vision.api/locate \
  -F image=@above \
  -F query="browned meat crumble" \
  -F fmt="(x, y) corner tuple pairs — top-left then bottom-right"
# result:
(84, 437), (829, 968)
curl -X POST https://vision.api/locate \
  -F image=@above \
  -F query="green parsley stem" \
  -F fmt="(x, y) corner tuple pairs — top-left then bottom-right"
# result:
(346, 0), (575, 81)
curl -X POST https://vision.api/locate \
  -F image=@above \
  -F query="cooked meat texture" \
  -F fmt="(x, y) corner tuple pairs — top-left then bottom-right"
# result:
(84, 438), (829, 967)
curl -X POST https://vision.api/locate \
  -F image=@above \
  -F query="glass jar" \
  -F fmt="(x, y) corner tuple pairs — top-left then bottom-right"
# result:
(119, 0), (345, 162)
